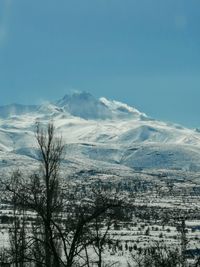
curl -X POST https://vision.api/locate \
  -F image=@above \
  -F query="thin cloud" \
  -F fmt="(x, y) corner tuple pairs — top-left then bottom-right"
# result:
(0, 0), (12, 47)
(174, 15), (187, 31)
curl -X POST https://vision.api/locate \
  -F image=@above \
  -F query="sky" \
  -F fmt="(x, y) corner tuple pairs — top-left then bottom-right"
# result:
(0, 0), (200, 127)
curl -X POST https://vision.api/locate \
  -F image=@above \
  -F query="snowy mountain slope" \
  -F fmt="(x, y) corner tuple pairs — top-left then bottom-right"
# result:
(0, 92), (200, 172)
(0, 104), (37, 118)
(100, 97), (148, 120)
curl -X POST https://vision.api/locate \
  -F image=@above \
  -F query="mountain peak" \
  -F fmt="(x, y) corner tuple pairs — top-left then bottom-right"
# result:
(58, 91), (95, 106)
(57, 92), (111, 120)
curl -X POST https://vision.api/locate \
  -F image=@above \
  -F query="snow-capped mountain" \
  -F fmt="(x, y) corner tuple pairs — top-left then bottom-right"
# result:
(56, 92), (147, 120)
(0, 91), (200, 173)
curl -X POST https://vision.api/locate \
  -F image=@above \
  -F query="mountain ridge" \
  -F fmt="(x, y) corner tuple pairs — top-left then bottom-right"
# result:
(0, 92), (147, 121)
(0, 92), (200, 173)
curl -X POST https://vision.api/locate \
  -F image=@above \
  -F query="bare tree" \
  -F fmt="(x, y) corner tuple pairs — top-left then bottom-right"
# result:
(34, 122), (64, 267)
(128, 241), (182, 267)
(5, 171), (27, 267)
(5, 123), (64, 267)
(53, 187), (122, 267)
(5, 123), (123, 267)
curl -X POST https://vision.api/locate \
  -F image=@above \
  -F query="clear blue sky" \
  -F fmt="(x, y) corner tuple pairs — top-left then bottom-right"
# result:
(0, 0), (200, 127)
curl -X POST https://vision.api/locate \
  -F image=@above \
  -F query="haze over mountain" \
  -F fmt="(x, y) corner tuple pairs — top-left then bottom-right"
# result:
(0, 92), (200, 173)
